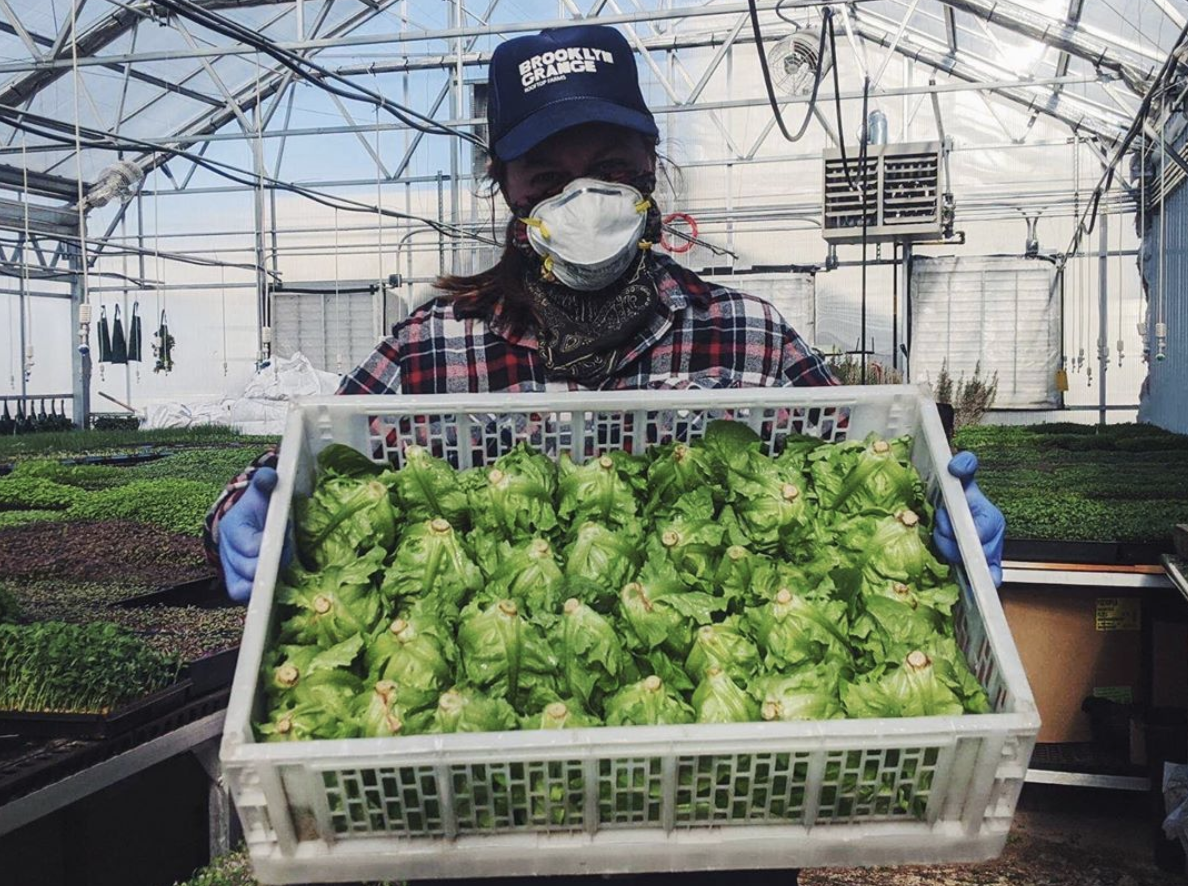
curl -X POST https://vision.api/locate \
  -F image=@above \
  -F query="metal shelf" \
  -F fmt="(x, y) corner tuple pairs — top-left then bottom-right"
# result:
(1025, 768), (1150, 791)
(1163, 555), (1188, 602)
(0, 710), (225, 837)
(1003, 561), (1173, 589)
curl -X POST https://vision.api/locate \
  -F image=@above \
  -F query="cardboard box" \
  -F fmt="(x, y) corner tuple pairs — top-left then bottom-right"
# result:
(1001, 585), (1143, 743)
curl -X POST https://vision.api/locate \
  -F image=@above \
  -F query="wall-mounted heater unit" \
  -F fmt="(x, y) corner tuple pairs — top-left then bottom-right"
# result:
(822, 141), (944, 244)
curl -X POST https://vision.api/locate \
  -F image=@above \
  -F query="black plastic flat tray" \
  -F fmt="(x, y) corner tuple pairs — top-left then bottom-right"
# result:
(0, 688), (230, 806)
(188, 647), (239, 696)
(112, 575), (227, 609)
(1005, 537), (1168, 567)
(111, 576), (241, 696)
(0, 681), (192, 740)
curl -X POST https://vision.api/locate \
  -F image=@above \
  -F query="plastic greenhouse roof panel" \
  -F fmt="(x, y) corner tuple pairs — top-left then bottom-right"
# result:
(0, 0), (1183, 187)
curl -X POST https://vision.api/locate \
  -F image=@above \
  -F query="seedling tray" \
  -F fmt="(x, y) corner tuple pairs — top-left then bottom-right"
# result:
(188, 647), (240, 697)
(113, 575), (228, 609)
(0, 680), (192, 740)
(111, 577), (240, 697)
(1004, 538), (1168, 568)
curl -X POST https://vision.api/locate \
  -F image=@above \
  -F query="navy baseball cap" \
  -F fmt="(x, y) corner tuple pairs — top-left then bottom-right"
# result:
(487, 25), (658, 162)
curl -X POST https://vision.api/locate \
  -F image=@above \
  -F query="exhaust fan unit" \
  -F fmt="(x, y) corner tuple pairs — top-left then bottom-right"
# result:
(768, 30), (832, 97)
(822, 141), (944, 244)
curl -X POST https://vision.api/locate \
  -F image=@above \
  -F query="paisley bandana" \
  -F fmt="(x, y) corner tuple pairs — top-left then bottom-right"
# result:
(510, 171), (663, 385)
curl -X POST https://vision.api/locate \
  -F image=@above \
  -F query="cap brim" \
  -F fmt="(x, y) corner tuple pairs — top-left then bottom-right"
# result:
(493, 99), (658, 162)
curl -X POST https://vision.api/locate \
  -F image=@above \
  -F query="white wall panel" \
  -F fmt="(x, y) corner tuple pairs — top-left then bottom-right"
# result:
(910, 255), (1060, 408)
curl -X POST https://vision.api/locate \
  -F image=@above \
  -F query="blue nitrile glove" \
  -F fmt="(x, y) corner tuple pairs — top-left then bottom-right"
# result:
(933, 451), (1006, 588)
(219, 467), (292, 603)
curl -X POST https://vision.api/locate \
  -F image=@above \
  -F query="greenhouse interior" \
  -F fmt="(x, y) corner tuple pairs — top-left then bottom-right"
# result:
(1, 0), (1188, 884)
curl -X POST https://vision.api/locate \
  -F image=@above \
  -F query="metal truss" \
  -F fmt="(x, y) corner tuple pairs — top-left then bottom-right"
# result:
(0, 1), (1171, 238)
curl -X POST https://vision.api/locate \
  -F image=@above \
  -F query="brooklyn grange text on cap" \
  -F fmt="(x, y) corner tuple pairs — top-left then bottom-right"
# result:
(486, 25), (658, 162)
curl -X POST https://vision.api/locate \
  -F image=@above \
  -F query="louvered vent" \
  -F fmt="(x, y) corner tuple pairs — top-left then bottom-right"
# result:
(822, 141), (943, 244)
(823, 156), (878, 232)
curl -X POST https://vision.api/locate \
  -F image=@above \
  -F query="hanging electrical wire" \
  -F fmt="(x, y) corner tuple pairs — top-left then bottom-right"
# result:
(0, 107), (495, 247)
(1062, 18), (1188, 263)
(375, 99), (385, 302)
(1139, 133), (1149, 356)
(220, 261), (228, 377)
(747, 0), (831, 144)
(18, 131), (31, 387)
(150, 0), (486, 151)
(20, 132), (33, 386)
(1116, 204), (1125, 367)
(69, 0), (91, 344)
(1157, 118), (1169, 362)
(334, 208), (343, 376)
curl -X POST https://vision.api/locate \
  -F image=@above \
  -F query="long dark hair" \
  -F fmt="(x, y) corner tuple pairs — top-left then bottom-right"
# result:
(434, 157), (537, 336)
(435, 139), (670, 338)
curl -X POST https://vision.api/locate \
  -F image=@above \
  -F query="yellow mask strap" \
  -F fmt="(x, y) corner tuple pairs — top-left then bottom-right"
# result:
(520, 217), (550, 240)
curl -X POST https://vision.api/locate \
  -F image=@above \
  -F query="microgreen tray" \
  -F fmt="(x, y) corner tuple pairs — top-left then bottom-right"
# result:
(0, 680), (192, 740)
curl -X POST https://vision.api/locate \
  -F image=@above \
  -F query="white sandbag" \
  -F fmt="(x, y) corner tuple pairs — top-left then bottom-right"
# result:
(242, 352), (341, 401)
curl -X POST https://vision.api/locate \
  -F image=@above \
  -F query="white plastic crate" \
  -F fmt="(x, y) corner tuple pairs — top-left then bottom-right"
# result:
(220, 386), (1039, 884)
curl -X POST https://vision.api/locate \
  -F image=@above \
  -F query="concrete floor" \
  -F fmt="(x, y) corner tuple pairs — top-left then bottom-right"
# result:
(802, 784), (1183, 886)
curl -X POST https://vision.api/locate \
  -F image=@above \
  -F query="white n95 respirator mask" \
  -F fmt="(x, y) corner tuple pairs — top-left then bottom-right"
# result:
(521, 177), (653, 291)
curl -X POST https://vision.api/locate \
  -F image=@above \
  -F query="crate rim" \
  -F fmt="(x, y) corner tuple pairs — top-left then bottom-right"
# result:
(222, 710), (1039, 764)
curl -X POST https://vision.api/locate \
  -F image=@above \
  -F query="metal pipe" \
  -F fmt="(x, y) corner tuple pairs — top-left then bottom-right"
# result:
(17, 235), (25, 401)
(68, 243), (89, 428)
(930, 0), (1154, 93)
(851, 12), (1130, 141)
(1098, 203), (1109, 425)
(0, 0), (839, 73)
(252, 72), (267, 366)
(0, 74), (1105, 155)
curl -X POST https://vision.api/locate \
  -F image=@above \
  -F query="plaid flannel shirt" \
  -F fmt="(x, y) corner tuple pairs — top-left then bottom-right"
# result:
(203, 254), (836, 562)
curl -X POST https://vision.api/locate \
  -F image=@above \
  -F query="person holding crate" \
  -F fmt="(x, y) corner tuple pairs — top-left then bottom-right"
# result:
(208, 25), (1003, 612)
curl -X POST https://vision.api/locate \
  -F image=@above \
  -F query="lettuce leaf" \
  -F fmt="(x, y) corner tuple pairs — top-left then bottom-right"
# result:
(481, 536), (566, 618)
(380, 518), (483, 617)
(720, 447), (814, 555)
(277, 547), (385, 647)
(468, 444), (558, 541)
(745, 584), (851, 670)
(809, 434), (924, 517)
(692, 667), (759, 723)
(562, 521), (643, 606)
(751, 665), (846, 721)
(365, 605), (453, 699)
(355, 679), (436, 737)
(421, 686), (519, 734)
(521, 699), (601, 730)
(604, 675), (695, 726)
(395, 444), (470, 526)
(836, 509), (949, 588)
(842, 639), (990, 718)
(645, 441), (720, 519)
(558, 452), (646, 530)
(619, 560), (726, 657)
(685, 617), (760, 681)
(295, 458), (400, 569)
(457, 598), (558, 710)
(551, 597), (637, 716)
(645, 487), (724, 593)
